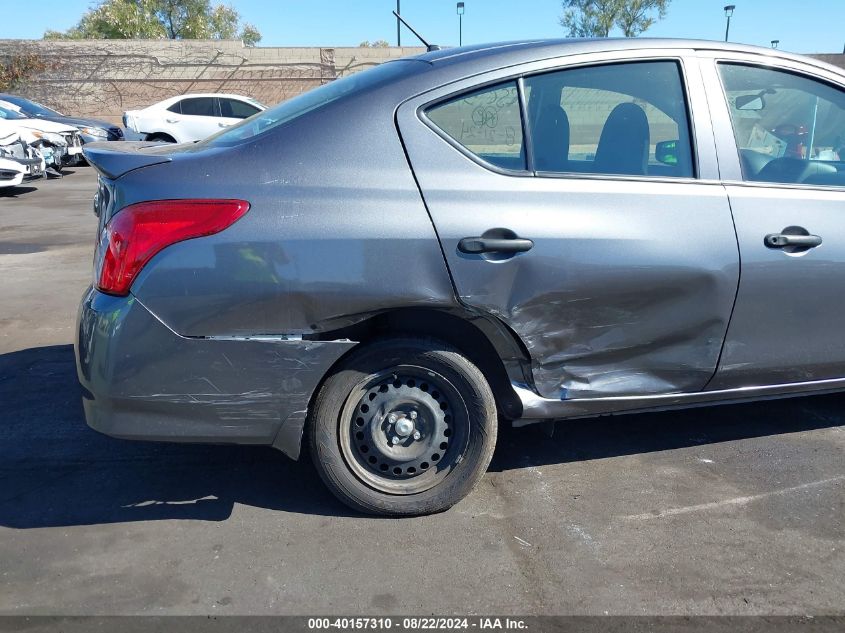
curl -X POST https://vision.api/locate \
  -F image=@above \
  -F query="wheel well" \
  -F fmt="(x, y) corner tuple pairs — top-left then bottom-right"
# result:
(307, 308), (525, 420)
(146, 132), (176, 143)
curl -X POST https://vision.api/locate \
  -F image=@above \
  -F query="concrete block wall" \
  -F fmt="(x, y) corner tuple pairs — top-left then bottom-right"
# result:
(812, 54), (845, 71)
(0, 39), (425, 125)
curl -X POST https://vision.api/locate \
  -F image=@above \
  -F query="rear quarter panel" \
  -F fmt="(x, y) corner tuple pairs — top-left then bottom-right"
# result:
(113, 88), (459, 337)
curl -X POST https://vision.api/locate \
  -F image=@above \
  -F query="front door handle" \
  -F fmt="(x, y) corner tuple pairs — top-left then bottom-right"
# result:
(764, 233), (822, 249)
(458, 236), (534, 254)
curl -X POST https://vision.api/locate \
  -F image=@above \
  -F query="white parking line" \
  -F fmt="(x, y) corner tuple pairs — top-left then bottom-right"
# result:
(622, 474), (845, 521)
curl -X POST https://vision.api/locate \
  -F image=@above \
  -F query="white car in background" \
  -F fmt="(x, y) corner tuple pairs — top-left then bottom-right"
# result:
(0, 123), (45, 186)
(123, 93), (267, 143)
(0, 102), (83, 170)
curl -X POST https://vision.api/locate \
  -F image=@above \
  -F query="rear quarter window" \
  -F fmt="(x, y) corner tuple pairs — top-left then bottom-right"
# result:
(426, 81), (526, 172)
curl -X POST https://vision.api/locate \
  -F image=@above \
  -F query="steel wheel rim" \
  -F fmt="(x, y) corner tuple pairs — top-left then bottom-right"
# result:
(338, 365), (469, 495)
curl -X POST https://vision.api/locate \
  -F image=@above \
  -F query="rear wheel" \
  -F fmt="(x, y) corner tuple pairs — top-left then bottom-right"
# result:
(308, 338), (497, 516)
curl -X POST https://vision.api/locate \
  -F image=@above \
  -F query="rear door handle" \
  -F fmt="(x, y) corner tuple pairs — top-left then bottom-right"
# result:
(458, 237), (534, 254)
(764, 233), (822, 248)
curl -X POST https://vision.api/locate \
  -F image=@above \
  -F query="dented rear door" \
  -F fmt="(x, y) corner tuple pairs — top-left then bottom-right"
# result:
(397, 51), (739, 400)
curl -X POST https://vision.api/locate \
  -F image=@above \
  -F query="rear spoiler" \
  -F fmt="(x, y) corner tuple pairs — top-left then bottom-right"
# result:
(82, 141), (172, 179)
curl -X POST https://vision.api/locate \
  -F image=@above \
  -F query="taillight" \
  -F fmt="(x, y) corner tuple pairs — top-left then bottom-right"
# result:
(96, 199), (249, 296)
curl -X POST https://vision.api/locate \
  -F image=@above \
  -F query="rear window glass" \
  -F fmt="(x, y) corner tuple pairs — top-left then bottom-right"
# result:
(426, 81), (526, 171)
(200, 60), (421, 147)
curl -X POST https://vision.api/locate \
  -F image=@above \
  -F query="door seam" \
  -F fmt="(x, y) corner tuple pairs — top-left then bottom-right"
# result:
(701, 183), (742, 391)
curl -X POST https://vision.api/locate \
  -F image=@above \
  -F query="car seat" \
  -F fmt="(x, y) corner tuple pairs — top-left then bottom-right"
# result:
(532, 104), (570, 172)
(594, 103), (650, 176)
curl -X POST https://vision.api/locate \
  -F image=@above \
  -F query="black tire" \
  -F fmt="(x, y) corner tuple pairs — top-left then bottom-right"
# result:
(145, 133), (176, 143)
(308, 337), (497, 516)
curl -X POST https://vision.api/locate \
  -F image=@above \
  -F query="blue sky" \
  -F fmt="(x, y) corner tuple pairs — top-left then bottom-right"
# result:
(2, 0), (844, 53)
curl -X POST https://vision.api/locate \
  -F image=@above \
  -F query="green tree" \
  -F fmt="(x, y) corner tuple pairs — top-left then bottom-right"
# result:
(44, 0), (261, 46)
(560, 0), (620, 37)
(358, 40), (390, 48)
(616, 0), (670, 36)
(559, 0), (669, 38)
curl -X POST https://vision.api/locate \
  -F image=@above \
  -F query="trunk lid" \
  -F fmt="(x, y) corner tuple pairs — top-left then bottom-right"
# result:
(82, 141), (174, 179)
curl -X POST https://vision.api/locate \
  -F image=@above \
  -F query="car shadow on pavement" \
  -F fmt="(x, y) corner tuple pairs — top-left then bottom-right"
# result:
(0, 344), (355, 528)
(2, 344), (844, 527)
(490, 385), (845, 473)
(0, 186), (38, 198)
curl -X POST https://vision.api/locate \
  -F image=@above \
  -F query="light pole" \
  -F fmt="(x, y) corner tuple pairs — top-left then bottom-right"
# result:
(771, 39), (779, 49)
(397, 0), (401, 46)
(457, 2), (465, 47)
(724, 5), (735, 42)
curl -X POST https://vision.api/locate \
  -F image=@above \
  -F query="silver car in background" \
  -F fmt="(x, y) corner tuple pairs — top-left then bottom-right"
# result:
(76, 39), (845, 516)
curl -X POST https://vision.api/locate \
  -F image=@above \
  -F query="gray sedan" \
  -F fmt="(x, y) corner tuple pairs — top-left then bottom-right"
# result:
(76, 39), (845, 516)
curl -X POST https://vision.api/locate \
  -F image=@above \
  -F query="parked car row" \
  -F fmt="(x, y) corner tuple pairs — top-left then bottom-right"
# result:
(0, 104), (83, 175)
(0, 93), (123, 190)
(0, 94), (124, 143)
(0, 92), (267, 189)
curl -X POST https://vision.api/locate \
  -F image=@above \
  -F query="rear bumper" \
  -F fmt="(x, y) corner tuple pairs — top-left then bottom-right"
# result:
(75, 287), (355, 459)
